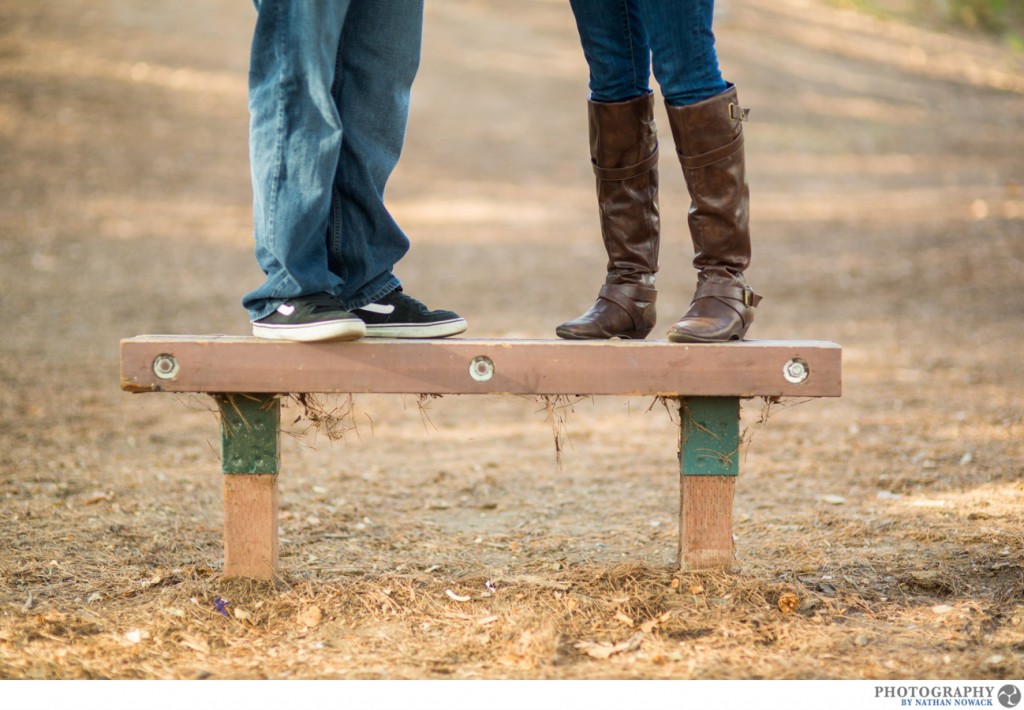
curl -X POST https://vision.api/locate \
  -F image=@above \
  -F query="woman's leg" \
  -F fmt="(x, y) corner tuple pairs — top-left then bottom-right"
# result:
(568, 0), (651, 103)
(558, 0), (662, 340)
(637, 0), (728, 107)
(639, 0), (761, 341)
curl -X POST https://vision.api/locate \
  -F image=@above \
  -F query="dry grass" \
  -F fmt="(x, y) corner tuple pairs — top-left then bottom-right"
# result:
(2, 0), (1023, 684)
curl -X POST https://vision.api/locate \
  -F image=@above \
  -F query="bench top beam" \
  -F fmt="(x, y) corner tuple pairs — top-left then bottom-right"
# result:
(120, 336), (841, 398)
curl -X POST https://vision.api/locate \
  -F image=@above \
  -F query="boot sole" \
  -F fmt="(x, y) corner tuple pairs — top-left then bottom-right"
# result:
(667, 327), (748, 344)
(556, 327), (652, 340)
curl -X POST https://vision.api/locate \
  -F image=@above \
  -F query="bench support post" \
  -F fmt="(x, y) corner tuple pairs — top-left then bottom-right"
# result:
(215, 394), (281, 580)
(678, 397), (739, 570)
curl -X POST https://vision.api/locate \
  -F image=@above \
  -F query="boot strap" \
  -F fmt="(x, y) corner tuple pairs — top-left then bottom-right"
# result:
(678, 132), (744, 170)
(593, 146), (659, 182)
(693, 282), (762, 307)
(599, 283), (657, 314)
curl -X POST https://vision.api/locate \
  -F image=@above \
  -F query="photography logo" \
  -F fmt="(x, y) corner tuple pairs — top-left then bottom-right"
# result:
(999, 686), (1021, 709)
(875, 684), (1022, 707)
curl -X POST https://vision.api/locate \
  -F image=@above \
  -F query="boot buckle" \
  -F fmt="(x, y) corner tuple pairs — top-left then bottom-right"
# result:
(742, 285), (763, 307)
(728, 103), (750, 121)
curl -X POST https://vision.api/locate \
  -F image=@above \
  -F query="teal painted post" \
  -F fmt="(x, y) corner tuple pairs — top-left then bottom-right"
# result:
(679, 397), (740, 477)
(215, 394), (281, 579)
(217, 394), (281, 475)
(678, 397), (740, 569)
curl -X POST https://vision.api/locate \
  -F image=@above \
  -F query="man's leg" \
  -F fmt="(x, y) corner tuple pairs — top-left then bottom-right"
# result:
(326, 0), (422, 308)
(329, 0), (466, 338)
(243, 0), (352, 322)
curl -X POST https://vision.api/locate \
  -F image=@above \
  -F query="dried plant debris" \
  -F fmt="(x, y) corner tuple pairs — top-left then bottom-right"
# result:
(286, 393), (365, 443)
(532, 395), (589, 470)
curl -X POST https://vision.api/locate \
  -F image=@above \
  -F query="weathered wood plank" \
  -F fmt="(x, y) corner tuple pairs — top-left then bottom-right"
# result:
(120, 336), (841, 397)
(679, 476), (735, 570)
(223, 474), (279, 579)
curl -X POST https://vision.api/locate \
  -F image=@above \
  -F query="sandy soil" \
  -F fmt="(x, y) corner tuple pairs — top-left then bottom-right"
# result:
(1, 0), (1023, 683)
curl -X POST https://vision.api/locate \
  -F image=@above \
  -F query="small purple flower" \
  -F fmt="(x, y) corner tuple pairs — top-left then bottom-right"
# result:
(214, 596), (230, 618)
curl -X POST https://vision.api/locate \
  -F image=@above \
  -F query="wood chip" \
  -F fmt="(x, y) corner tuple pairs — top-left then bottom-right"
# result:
(575, 632), (644, 660)
(778, 593), (799, 614)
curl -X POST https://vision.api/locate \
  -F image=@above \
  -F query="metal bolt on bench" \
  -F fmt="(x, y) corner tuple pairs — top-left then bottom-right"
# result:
(120, 336), (841, 580)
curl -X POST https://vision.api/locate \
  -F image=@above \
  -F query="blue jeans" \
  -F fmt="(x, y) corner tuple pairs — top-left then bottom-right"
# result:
(568, 0), (728, 106)
(243, 0), (423, 321)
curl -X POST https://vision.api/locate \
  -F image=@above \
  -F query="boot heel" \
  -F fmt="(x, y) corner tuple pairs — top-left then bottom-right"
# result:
(618, 327), (653, 340)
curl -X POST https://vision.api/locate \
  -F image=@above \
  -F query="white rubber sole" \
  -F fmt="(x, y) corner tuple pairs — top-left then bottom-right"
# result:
(252, 319), (366, 342)
(363, 318), (467, 339)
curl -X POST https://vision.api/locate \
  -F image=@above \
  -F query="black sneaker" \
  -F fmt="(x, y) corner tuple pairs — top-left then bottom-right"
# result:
(353, 288), (467, 338)
(251, 293), (366, 342)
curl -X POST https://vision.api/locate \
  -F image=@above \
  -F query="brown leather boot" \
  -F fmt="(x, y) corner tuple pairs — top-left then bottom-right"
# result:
(665, 85), (762, 343)
(556, 93), (660, 340)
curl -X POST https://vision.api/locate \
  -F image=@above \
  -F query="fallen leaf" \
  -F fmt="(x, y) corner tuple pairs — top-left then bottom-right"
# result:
(491, 574), (569, 591)
(179, 634), (210, 654)
(298, 605), (322, 628)
(575, 642), (617, 660)
(124, 628), (147, 644)
(640, 611), (672, 634)
(907, 570), (944, 590)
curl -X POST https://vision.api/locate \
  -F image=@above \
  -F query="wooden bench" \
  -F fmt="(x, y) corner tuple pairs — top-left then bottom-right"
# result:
(120, 336), (841, 580)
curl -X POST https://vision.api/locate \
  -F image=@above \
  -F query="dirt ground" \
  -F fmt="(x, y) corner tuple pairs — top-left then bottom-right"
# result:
(1, 0), (1023, 685)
